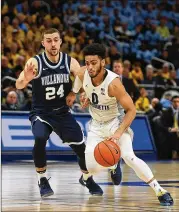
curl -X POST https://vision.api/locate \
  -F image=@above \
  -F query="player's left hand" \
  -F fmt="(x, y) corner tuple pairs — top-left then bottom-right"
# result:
(107, 133), (122, 143)
(66, 91), (76, 107)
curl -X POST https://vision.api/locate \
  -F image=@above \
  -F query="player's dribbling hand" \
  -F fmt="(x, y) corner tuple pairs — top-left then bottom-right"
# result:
(24, 62), (36, 82)
(80, 92), (89, 108)
(66, 91), (76, 107)
(107, 133), (121, 143)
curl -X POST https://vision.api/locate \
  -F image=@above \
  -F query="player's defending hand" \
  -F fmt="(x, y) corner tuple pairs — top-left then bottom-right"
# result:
(80, 92), (89, 108)
(66, 91), (76, 107)
(24, 62), (37, 82)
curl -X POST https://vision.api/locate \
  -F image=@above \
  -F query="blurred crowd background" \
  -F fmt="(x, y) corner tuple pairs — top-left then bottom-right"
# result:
(1, 0), (179, 159)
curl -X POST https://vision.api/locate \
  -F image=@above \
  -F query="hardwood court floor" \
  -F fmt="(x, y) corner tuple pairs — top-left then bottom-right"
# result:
(2, 161), (179, 212)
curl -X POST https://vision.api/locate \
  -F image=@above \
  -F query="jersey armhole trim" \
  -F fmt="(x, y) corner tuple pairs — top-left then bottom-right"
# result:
(65, 53), (70, 73)
(33, 55), (42, 79)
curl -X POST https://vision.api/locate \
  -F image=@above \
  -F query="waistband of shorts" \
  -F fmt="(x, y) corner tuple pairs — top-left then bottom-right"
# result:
(92, 117), (117, 125)
(31, 105), (70, 115)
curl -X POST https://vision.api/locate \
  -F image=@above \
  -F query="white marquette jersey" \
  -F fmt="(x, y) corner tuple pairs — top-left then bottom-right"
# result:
(83, 69), (125, 122)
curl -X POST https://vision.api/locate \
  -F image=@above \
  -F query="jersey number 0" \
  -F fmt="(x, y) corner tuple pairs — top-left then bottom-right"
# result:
(92, 93), (99, 104)
(46, 85), (64, 100)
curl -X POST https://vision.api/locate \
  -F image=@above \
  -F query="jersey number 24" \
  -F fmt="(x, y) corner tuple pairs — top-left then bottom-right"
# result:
(45, 85), (64, 100)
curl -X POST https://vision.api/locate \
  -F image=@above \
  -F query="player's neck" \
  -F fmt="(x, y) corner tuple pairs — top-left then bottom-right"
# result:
(91, 69), (106, 86)
(45, 51), (60, 63)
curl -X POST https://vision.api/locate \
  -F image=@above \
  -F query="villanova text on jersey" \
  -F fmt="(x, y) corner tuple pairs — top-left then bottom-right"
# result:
(41, 74), (69, 86)
(32, 51), (72, 110)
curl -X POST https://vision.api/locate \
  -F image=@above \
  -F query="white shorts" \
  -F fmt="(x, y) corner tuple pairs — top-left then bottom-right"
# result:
(85, 117), (134, 174)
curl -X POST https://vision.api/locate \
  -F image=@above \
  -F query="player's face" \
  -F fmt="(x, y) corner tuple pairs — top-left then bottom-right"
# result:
(85, 55), (104, 78)
(113, 62), (123, 75)
(42, 33), (62, 56)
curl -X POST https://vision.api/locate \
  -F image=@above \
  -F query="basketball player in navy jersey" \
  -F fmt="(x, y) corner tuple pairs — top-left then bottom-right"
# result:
(16, 28), (103, 198)
(70, 43), (173, 206)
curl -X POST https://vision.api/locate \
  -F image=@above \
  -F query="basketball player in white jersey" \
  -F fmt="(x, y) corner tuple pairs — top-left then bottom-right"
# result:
(70, 43), (173, 206)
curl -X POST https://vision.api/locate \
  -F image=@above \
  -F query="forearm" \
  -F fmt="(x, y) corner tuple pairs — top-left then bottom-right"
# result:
(72, 76), (83, 94)
(16, 77), (29, 89)
(115, 108), (136, 136)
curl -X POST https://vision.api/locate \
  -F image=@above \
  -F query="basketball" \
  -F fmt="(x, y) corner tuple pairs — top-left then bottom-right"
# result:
(94, 140), (121, 167)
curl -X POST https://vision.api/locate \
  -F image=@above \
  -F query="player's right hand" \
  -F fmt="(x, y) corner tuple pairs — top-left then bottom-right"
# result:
(107, 132), (121, 143)
(80, 92), (89, 108)
(66, 91), (76, 107)
(24, 62), (36, 82)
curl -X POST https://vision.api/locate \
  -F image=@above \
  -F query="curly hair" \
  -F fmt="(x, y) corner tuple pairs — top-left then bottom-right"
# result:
(83, 43), (106, 59)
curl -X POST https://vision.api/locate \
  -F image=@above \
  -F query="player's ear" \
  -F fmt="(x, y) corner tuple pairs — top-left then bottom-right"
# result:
(101, 59), (105, 67)
(59, 38), (62, 45)
(41, 40), (44, 47)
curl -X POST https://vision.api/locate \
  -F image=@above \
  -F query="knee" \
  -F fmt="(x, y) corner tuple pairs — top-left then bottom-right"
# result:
(70, 143), (86, 158)
(34, 131), (49, 147)
(70, 143), (87, 171)
(85, 152), (102, 174)
(122, 153), (136, 167)
(35, 132), (49, 141)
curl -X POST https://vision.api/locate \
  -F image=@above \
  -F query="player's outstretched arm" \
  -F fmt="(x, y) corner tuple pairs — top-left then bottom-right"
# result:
(70, 58), (86, 93)
(66, 58), (86, 107)
(108, 78), (136, 141)
(16, 58), (38, 89)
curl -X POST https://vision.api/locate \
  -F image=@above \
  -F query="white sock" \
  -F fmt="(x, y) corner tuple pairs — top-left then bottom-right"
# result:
(37, 171), (47, 183)
(149, 179), (167, 196)
(83, 173), (92, 181)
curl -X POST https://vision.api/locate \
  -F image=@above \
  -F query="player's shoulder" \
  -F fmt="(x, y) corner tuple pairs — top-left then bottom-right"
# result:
(106, 70), (121, 89)
(69, 54), (81, 65)
(106, 69), (119, 78)
(106, 69), (120, 84)
(70, 57), (78, 63)
(70, 57), (81, 75)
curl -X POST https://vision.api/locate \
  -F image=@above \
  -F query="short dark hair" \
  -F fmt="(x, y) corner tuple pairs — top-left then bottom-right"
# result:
(42, 28), (60, 40)
(172, 95), (179, 101)
(83, 43), (106, 59)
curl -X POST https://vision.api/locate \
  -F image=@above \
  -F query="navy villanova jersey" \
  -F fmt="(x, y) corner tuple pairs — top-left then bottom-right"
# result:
(32, 51), (72, 112)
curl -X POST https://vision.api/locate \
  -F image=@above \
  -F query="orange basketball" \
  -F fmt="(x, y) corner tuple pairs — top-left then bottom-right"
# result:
(94, 140), (121, 167)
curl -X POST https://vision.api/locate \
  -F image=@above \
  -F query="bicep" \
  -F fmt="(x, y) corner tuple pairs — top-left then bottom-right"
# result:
(70, 58), (85, 82)
(70, 57), (81, 77)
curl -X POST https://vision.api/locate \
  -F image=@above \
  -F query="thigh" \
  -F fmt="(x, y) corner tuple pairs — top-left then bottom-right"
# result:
(56, 112), (83, 144)
(30, 116), (52, 139)
(85, 131), (103, 153)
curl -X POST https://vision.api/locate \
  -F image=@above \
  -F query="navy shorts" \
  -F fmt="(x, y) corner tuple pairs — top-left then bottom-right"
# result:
(29, 111), (83, 145)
